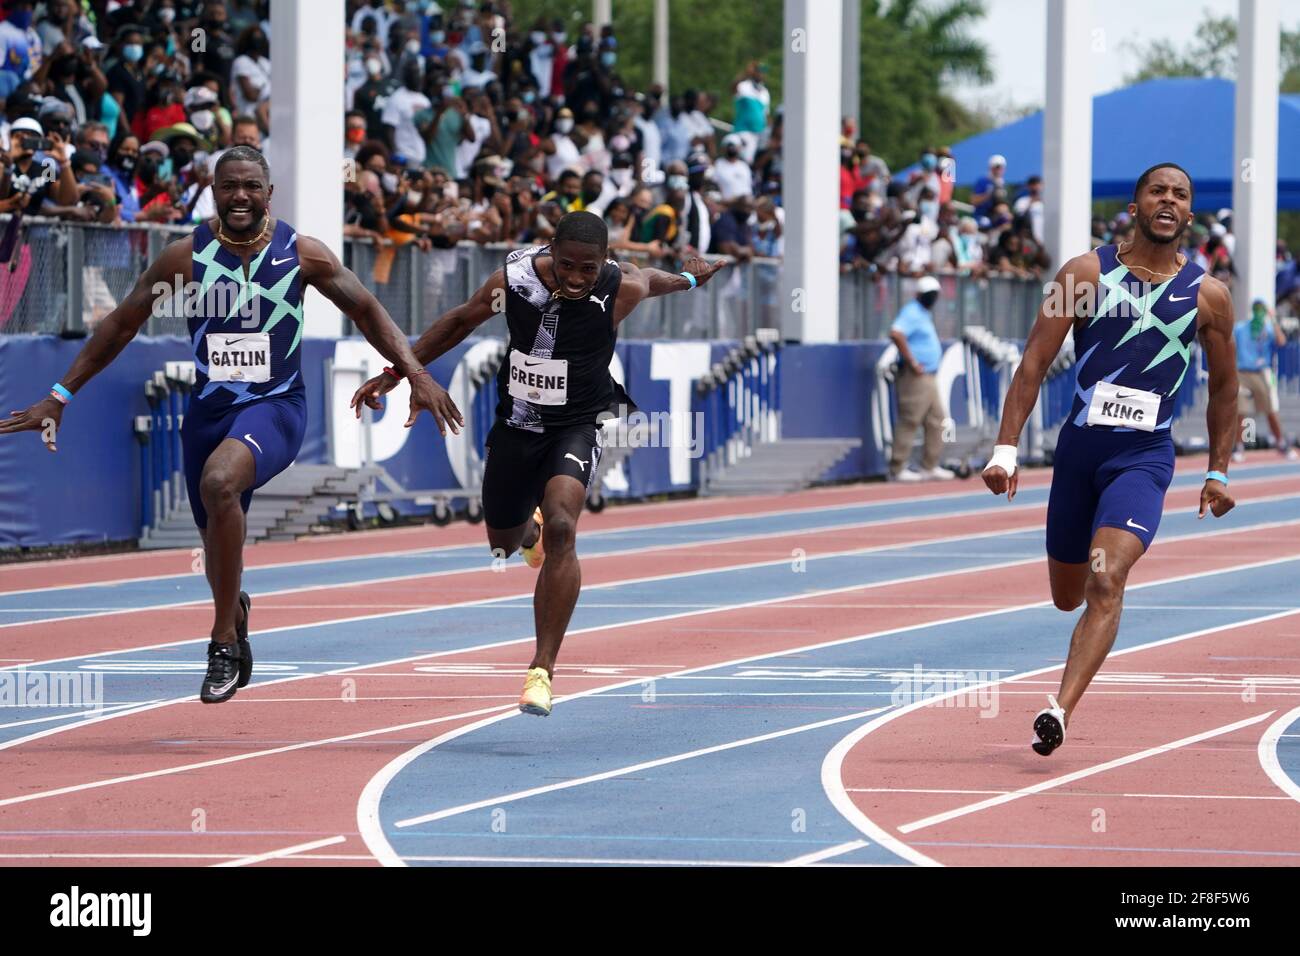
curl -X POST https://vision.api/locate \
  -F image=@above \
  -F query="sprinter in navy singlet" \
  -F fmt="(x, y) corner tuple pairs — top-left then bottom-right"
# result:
(352, 211), (727, 717)
(1, 146), (456, 705)
(980, 164), (1238, 757)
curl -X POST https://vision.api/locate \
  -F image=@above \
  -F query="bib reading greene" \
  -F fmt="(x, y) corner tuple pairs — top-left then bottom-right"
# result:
(189, 219), (305, 413)
(497, 244), (628, 431)
(1069, 243), (1206, 432)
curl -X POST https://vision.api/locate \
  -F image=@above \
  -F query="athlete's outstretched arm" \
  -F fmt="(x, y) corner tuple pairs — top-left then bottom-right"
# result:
(350, 269), (506, 420)
(612, 257), (729, 326)
(298, 236), (463, 435)
(1196, 275), (1238, 519)
(0, 239), (192, 452)
(983, 251), (1098, 499)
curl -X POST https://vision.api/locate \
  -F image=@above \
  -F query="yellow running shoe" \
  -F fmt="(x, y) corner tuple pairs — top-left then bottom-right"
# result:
(519, 667), (552, 716)
(521, 507), (545, 569)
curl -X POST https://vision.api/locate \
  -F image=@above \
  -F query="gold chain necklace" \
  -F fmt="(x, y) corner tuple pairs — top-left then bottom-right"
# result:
(1116, 242), (1184, 280)
(217, 215), (269, 247)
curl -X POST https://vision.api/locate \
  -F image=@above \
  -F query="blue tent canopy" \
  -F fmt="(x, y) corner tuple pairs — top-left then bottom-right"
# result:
(902, 77), (1300, 211)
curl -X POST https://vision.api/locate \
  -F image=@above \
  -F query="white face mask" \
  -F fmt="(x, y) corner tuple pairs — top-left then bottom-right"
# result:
(160, 7), (176, 24)
(190, 109), (215, 133)
(381, 171), (398, 192)
(443, 181), (458, 201)
(366, 57), (383, 77)
(530, 32), (547, 45)
(406, 39), (420, 54)
(407, 191), (422, 206)
(555, 118), (573, 134)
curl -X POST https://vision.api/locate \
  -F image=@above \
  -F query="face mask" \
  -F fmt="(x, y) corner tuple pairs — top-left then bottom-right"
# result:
(381, 171), (398, 192)
(124, 44), (144, 63)
(921, 153), (936, 170)
(522, 90), (535, 104)
(160, 7), (176, 24)
(407, 191), (422, 206)
(600, 52), (616, 68)
(555, 118), (573, 134)
(919, 291), (940, 309)
(726, 146), (739, 159)
(530, 32), (546, 45)
(431, 31), (445, 43)
(920, 200), (938, 220)
(347, 127), (366, 144)
(172, 147), (194, 169)
(442, 84), (456, 99)
(138, 157), (158, 182)
(667, 175), (688, 191)
(553, 32), (566, 43)
(117, 155), (137, 173)
(190, 109), (215, 133)
(366, 57), (383, 76)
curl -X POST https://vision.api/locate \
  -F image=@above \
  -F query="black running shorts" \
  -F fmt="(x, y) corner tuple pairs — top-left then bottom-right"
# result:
(482, 421), (603, 528)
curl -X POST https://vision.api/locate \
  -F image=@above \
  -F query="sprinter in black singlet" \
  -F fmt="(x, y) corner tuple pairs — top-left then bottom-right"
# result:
(352, 211), (726, 716)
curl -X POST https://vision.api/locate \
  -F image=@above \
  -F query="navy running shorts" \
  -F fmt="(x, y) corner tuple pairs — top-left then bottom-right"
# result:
(481, 420), (603, 528)
(180, 391), (308, 529)
(1045, 421), (1175, 564)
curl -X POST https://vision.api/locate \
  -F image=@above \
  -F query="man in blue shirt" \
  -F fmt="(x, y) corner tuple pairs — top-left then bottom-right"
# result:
(888, 275), (953, 480)
(1233, 299), (1296, 461)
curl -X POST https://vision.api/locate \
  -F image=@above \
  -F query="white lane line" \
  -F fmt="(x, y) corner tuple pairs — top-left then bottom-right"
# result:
(848, 787), (1293, 801)
(1257, 705), (1300, 804)
(12, 501), (1300, 679)
(0, 474), (1070, 599)
(212, 835), (347, 868)
(821, 603), (1300, 867)
(779, 840), (870, 866)
(896, 711), (1275, 834)
(364, 548), (1300, 865)
(0, 700), (165, 731)
(7, 474), (1295, 633)
(6, 457), (1280, 596)
(394, 707), (890, 829)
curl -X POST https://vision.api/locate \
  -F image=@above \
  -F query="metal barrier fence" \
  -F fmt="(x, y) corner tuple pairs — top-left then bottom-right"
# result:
(0, 216), (1044, 340)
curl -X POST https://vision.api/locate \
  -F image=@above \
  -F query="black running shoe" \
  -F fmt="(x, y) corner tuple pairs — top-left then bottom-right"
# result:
(201, 641), (244, 704)
(1031, 694), (1067, 756)
(236, 591), (253, 688)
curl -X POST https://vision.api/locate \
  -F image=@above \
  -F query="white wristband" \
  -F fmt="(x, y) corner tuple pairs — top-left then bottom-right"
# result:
(983, 444), (1018, 477)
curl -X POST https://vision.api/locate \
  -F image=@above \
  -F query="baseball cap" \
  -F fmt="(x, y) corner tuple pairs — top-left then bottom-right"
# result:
(989, 154), (1006, 167)
(917, 276), (941, 295)
(184, 86), (219, 109)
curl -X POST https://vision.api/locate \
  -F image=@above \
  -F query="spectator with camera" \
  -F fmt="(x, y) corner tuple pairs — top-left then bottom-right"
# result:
(0, 115), (78, 217)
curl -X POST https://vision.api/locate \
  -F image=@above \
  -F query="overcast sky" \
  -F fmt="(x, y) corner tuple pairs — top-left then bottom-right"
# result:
(949, 0), (1299, 115)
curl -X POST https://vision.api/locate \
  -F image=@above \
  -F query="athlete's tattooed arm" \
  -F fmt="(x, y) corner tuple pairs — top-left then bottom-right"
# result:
(0, 238), (193, 451)
(612, 257), (729, 326)
(298, 235), (463, 435)
(985, 252), (1097, 499)
(350, 269), (506, 423)
(1196, 274), (1237, 518)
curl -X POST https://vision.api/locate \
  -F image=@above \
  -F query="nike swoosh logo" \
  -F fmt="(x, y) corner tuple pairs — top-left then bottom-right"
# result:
(1126, 518), (1150, 532)
(224, 337), (245, 346)
(208, 675), (238, 695)
(244, 434), (263, 454)
(1115, 392), (1134, 399)
(271, 256), (293, 266)
(1169, 294), (1191, 302)
(523, 360), (546, 367)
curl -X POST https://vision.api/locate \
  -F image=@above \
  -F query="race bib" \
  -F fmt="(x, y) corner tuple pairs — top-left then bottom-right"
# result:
(508, 350), (569, 406)
(1087, 381), (1160, 431)
(205, 332), (271, 383)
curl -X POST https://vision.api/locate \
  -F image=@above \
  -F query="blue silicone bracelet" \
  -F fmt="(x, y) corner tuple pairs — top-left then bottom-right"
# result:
(680, 271), (697, 290)
(51, 383), (72, 403)
(1206, 470), (1228, 486)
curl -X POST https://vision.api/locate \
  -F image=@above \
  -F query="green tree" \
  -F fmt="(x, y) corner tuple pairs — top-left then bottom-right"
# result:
(1124, 12), (1300, 92)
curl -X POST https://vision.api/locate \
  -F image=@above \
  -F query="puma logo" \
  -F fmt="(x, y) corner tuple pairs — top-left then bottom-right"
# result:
(564, 452), (588, 472)
(589, 293), (610, 311)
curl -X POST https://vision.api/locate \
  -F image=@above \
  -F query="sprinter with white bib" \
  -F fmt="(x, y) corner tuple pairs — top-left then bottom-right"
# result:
(352, 211), (726, 716)
(981, 163), (1238, 756)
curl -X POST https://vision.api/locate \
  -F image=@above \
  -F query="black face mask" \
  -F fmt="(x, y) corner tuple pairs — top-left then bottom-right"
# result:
(172, 147), (194, 169)
(138, 157), (159, 183)
(116, 155), (137, 173)
(919, 291), (940, 309)
(851, 207), (868, 222)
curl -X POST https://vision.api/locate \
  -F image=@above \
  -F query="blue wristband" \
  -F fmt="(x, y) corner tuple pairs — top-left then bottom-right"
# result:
(680, 271), (697, 290)
(1206, 470), (1228, 486)
(51, 383), (73, 403)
